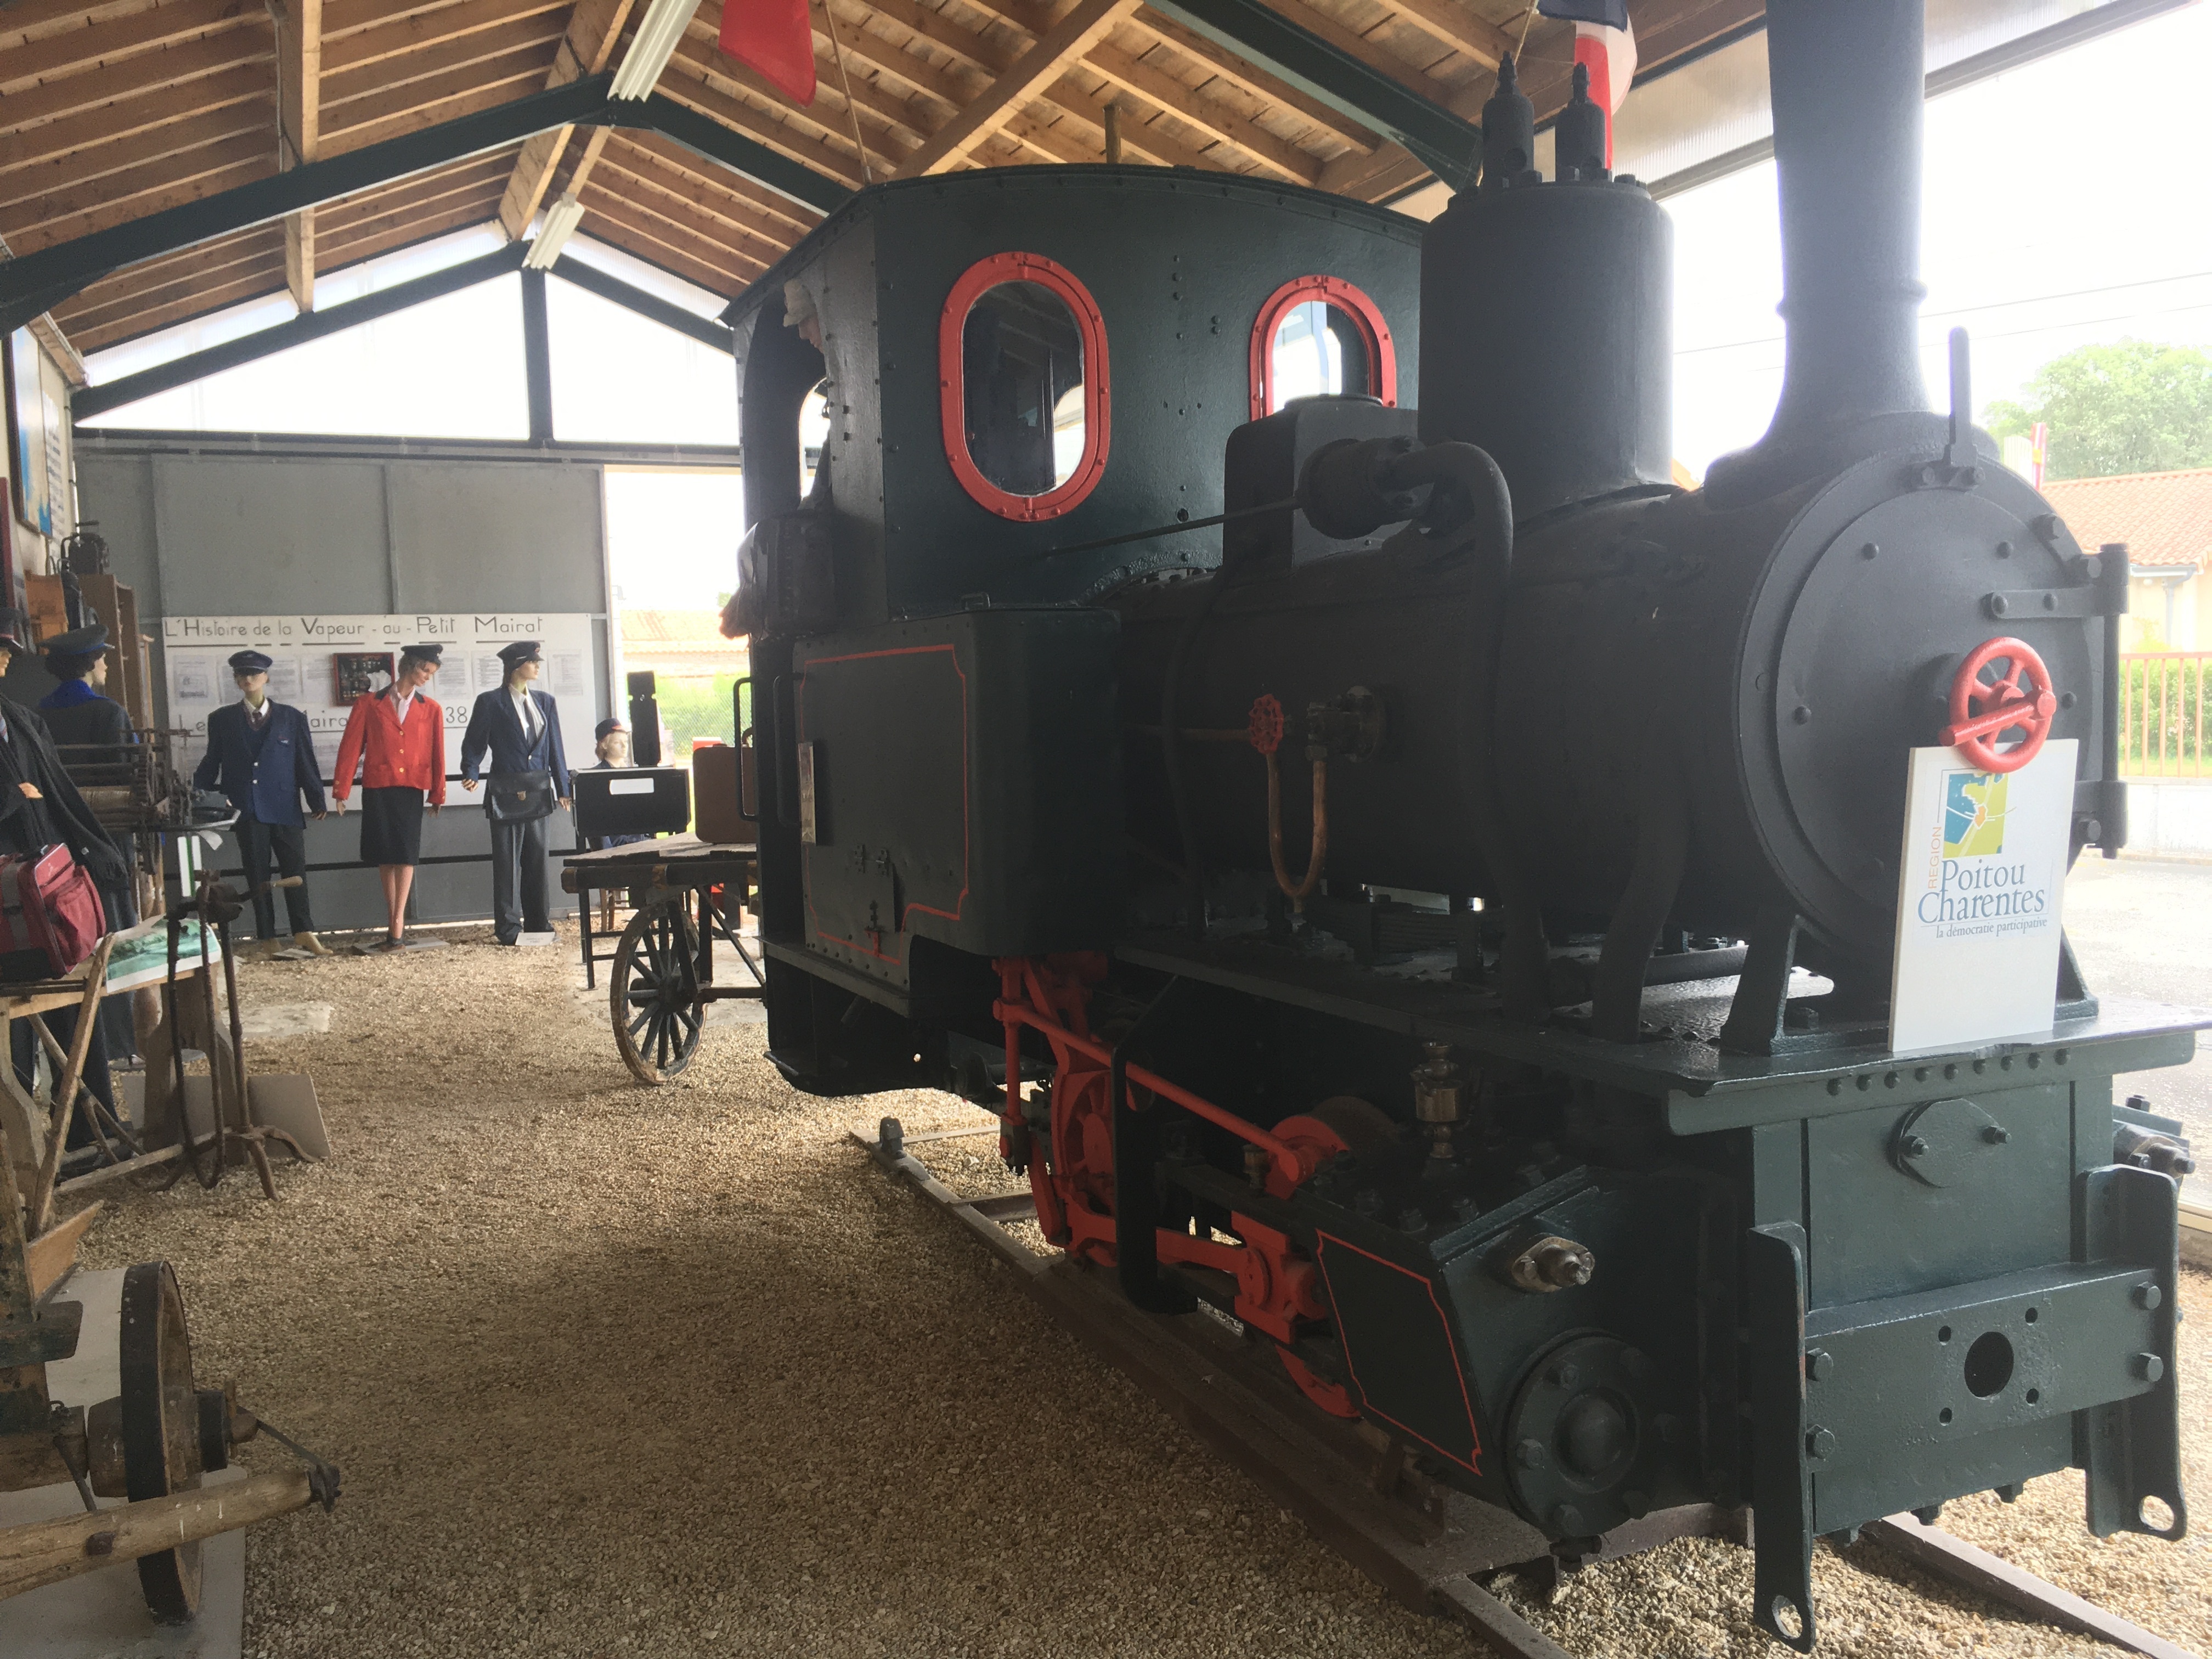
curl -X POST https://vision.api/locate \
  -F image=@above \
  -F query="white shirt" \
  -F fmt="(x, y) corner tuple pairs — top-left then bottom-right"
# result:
(511, 686), (539, 741)
(391, 688), (416, 725)
(242, 695), (270, 729)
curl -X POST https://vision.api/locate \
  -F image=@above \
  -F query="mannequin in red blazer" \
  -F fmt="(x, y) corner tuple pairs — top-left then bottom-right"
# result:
(333, 644), (447, 950)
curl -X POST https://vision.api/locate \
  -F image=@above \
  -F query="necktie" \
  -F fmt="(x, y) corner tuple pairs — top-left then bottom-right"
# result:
(520, 695), (538, 741)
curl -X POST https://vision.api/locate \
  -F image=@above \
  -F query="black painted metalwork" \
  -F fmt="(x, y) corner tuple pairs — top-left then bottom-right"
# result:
(1142, 0), (1482, 185)
(520, 267), (554, 444)
(548, 254), (735, 352)
(71, 245), (529, 420)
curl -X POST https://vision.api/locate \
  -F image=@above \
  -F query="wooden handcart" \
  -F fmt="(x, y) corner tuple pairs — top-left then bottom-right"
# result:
(561, 836), (766, 1085)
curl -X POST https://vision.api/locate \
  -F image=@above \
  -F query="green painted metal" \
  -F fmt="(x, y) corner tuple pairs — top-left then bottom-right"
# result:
(549, 255), (735, 353)
(613, 94), (854, 216)
(1142, 0), (1479, 185)
(70, 245), (530, 419)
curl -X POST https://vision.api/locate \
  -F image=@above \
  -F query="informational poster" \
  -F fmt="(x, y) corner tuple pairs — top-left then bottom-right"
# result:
(161, 612), (599, 784)
(6, 329), (53, 537)
(1888, 739), (2077, 1054)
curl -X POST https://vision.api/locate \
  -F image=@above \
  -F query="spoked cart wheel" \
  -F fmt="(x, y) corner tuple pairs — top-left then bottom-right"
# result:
(610, 899), (703, 1085)
(119, 1261), (205, 1623)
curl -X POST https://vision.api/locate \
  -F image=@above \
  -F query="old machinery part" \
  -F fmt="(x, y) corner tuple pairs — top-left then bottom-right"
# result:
(1410, 1042), (1464, 1161)
(1504, 1335), (1669, 1539)
(1941, 636), (2058, 773)
(1504, 1235), (1597, 1294)
(2115, 1122), (2196, 1179)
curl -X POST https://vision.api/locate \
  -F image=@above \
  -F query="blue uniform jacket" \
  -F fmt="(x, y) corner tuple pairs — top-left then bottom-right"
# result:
(193, 701), (326, 826)
(460, 686), (570, 797)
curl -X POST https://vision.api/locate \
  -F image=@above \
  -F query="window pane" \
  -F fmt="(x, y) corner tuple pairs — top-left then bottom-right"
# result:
(962, 279), (1084, 495)
(1268, 299), (1374, 412)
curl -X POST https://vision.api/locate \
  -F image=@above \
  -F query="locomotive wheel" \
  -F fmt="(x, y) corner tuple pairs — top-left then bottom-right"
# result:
(119, 1261), (205, 1624)
(611, 900), (702, 1086)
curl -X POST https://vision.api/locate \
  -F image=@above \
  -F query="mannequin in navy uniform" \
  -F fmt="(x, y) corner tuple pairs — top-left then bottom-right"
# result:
(0, 612), (134, 1154)
(460, 640), (572, 945)
(194, 649), (330, 954)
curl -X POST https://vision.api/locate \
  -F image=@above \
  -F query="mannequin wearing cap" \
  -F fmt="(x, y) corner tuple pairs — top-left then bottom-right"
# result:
(460, 641), (571, 946)
(41, 622), (147, 1070)
(586, 718), (648, 932)
(0, 611), (133, 1150)
(194, 649), (329, 955)
(332, 645), (446, 950)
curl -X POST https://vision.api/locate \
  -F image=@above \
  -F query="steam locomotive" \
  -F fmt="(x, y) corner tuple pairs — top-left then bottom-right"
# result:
(721, 0), (2199, 1644)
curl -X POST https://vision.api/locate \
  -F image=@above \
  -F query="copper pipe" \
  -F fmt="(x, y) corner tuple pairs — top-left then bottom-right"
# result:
(1265, 749), (1327, 909)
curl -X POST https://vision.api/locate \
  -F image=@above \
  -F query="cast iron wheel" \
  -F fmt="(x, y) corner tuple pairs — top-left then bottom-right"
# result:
(120, 1260), (204, 1623)
(611, 900), (703, 1085)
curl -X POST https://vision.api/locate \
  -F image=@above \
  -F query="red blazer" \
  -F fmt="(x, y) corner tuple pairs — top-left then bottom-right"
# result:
(333, 691), (447, 804)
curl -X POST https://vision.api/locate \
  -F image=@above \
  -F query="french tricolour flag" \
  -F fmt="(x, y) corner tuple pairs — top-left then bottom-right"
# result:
(1538, 0), (1637, 166)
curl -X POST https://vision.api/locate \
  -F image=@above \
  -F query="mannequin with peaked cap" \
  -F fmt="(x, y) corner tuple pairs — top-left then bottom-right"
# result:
(460, 640), (571, 945)
(194, 648), (330, 955)
(40, 620), (144, 1065)
(0, 611), (133, 1152)
(332, 642), (446, 950)
(585, 717), (648, 932)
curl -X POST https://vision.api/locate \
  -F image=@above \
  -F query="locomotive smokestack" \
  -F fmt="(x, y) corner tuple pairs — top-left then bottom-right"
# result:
(1760, 0), (1930, 441)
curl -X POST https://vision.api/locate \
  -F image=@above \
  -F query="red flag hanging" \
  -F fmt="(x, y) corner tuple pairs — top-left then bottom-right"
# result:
(720, 0), (817, 105)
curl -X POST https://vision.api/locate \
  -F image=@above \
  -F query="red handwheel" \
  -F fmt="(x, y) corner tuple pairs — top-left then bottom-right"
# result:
(1941, 636), (2058, 773)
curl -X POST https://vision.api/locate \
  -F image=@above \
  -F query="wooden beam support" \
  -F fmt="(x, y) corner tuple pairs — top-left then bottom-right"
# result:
(319, 47), (557, 151)
(494, 0), (637, 240)
(0, 133), (274, 250)
(0, 27), (275, 141)
(1362, 0), (1511, 71)
(617, 131), (821, 235)
(891, 0), (1141, 178)
(590, 143), (803, 265)
(647, 71), (866, 191)
(320, 14), (568, 109)
(25, 314), (88, 389)
(320, 0), (569, 78)
(1082, 41), (1318, 180)
(575, 184), (762, 284)
(274, 0), (324, 311)
(1131, 8), (1378, 150)
(567, 211), (746, 298)
(0, 70), (273, 174)
(0, 104), (272, 212)
(1, 0), (261, 95)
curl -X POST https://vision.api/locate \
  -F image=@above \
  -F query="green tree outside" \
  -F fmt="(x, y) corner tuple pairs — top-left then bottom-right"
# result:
(654, 673), (746, 755)
(1985, 340), (2212, 480)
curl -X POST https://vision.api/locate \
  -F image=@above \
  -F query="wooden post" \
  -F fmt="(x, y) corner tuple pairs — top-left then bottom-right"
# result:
(1104, 101), (1124, 163)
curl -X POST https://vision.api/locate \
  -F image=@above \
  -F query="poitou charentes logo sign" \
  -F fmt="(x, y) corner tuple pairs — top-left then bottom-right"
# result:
(1889, 738), (2076, 1053)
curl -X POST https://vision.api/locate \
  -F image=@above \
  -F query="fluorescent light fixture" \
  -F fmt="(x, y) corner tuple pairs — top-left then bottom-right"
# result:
(523, 194), (586, 269)
(610, 0), (704, 99)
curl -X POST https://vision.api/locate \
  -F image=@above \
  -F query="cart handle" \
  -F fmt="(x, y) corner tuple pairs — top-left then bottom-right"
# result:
(733, 675), (757, 823)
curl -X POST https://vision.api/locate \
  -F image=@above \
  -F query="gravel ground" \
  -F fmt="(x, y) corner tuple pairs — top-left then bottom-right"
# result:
(58, 924), (2210, 1658)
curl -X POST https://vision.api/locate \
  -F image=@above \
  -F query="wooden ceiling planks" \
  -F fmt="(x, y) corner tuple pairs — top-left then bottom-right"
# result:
(24, 0), (1767, 363)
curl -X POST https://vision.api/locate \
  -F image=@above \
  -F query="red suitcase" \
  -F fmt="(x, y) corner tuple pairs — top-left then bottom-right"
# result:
(0, 843), (106, 975)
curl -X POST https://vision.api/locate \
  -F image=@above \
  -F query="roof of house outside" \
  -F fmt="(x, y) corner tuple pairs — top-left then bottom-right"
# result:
(620, 609), (744, 676)
(2041, 468), (2212, 571)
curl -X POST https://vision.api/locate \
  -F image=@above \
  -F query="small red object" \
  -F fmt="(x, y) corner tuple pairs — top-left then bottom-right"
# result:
(1941, 636), (2058, 773)
(0, 844), (104, 975)
(1248, 693), (1285, 755)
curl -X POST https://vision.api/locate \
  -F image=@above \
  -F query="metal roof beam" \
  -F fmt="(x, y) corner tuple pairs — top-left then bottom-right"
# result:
(0, 74), (852, 334)
(548, 253), (734, 351)
(1139, 0), (1477, 184)
(72, 240), (528, 418)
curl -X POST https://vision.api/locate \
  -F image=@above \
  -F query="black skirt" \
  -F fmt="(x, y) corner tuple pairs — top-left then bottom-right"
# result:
(360, 786), (425, 866)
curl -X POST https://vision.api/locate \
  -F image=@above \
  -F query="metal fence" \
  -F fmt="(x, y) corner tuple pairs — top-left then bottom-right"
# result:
(2119, 652), (2210, 778)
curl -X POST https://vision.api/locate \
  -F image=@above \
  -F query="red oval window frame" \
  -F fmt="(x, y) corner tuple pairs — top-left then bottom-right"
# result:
(940, 252), (1111, 523)
(1248, 275), (1397, 422)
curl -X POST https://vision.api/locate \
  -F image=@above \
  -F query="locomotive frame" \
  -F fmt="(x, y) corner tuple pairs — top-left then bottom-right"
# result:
(716, 1), (2204, 1647)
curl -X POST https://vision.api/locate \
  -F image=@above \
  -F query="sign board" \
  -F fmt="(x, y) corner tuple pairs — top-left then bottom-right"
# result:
(160, 613), (597, 784)
(1888, 738), (2077, 1054)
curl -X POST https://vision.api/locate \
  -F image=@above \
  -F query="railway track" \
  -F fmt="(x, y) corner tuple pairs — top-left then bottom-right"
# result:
(854, 1116), (2197, 1659)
